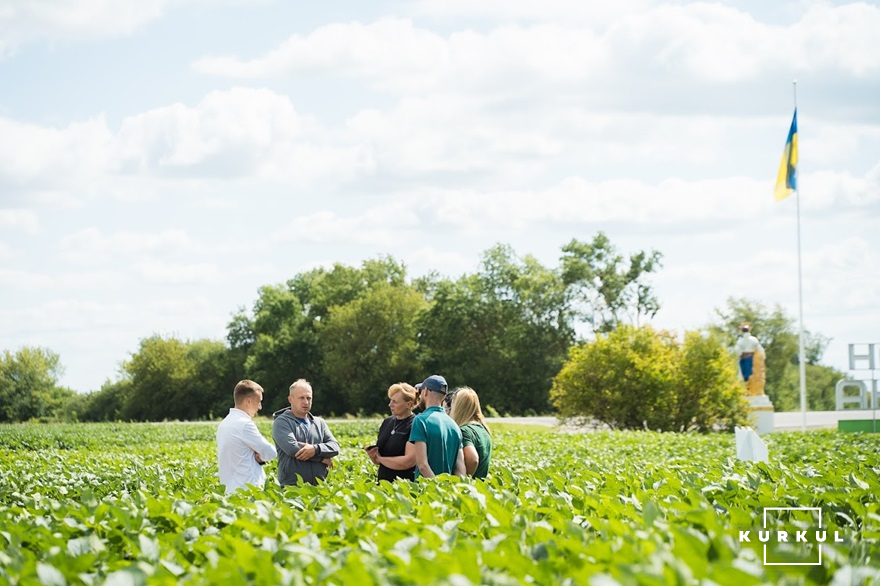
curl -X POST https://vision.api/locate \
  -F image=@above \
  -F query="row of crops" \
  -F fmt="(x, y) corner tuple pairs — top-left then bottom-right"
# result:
(0, 421), (878, 585)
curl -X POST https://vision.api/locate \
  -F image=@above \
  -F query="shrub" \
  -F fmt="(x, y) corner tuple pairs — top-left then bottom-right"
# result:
(550, 326), (750, 432)
(677, 330), (751, 432)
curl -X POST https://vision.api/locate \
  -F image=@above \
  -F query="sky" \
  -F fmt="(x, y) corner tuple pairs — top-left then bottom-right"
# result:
(1, 0), (879, 395)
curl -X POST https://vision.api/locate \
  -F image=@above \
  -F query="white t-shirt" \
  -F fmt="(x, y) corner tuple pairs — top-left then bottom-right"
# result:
(216, 408), (278, 494)
(734, 333), (765, 356)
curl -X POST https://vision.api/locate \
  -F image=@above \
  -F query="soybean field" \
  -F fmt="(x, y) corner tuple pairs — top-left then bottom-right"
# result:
(0, 422), (878, 585)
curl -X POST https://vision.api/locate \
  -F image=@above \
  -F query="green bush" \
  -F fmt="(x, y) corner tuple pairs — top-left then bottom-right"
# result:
(677, 330), (751, 432)
(551, 325), (750, 432)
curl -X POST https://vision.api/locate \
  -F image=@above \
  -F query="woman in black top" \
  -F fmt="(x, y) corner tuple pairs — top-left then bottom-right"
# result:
(365, 382), (417, 482)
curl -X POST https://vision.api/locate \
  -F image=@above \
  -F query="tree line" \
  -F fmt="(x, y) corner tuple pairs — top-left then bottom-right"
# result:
(1, 233), (845, 424)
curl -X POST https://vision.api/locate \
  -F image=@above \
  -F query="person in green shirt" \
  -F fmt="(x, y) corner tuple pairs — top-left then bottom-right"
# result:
(449, 386), (492, 480)
(410, 375), (466, 479)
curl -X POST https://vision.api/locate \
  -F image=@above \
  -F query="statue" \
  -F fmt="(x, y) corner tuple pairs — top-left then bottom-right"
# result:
(734, 323), (766, 396)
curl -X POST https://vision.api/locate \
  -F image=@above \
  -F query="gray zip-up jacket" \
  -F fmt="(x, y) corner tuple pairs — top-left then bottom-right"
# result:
(272, 407), (340, 486)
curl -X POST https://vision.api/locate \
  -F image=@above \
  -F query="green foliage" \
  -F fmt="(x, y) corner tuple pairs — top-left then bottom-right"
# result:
(678, 331), (752, 432)
(121, 336), (196, 421)
(551, 326), (750, 431)
(780, 363), (844, 412)
(184, 339), (239, 419)
(0, 422), (877, 584)
(71, 336), (237, 422)
(0, 346), (72, 422)
(319, 282), (426, 413)
(226, 236), (661, 417)
(235, 257), (408, 415)
(417, 245), (574, 414)
(561, 232), (663, 333)
(551, 325), (677, 429)
(238, 284), (318, 413)
(66, 379), (131, 422)
(710, 298), (845, 411)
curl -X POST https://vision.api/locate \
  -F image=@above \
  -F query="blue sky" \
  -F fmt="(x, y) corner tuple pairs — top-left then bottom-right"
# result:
(2, 0), (879, 394)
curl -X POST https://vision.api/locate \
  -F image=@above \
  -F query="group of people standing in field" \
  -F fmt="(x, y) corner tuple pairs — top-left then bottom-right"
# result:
(216, 375), (493, 494)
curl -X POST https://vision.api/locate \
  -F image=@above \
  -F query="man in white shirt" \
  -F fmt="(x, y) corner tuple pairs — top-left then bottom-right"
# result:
(217, 379), (278, 494)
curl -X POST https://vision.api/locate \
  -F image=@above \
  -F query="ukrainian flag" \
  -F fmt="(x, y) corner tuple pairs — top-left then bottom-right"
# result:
(774, 109), (798, 201)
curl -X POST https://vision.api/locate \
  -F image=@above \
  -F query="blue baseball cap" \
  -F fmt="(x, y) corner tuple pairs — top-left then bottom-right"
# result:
(415, 375), (448, 394)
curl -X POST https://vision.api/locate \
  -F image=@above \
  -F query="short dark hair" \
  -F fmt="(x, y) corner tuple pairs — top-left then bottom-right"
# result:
(443, 388), (459, 411)
(234, 380), (263, 405)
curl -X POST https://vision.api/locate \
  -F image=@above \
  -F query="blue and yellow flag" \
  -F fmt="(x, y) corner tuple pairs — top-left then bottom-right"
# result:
(774, 109), (798, 201)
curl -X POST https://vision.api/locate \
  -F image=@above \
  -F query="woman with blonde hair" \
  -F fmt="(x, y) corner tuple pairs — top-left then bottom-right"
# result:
(448, 386), (492, 480)
(365, 383), (418, 482)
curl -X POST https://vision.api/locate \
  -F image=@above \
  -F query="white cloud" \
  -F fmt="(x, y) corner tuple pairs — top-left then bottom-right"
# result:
(193, 18), (614, 93)
(411, 169), (873, 230)
(3, 89), (876, 209)
(193, 18), (453, 91)
(0, 268), (55, 290)
(0, 209), (40, 233)
(110, 86), (375, 183)
(0, 267), (138, 292)
(271, 203), (421, 247)
(806, 168), (880, 210)
(0, 0), (272, 56)
(0, 295), (224, 339)
(411, 0), (652, 23)
(404, 247), (475, 279)
(59, 227), (202, 264)
(0, 242), (12, 260)
(114, 87), (302, 176)
(0, 0), (170, 56)
(795, 2), (880, 76)
(193, 4), (880, 93)
(137, 260), (219, 285)
(0, 116), (112, 190)
(0, 88), (369, 198)
(653, 226), (880, 318)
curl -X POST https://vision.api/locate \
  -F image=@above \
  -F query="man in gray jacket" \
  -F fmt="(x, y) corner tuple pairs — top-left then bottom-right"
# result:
(272, 378), (340, 486)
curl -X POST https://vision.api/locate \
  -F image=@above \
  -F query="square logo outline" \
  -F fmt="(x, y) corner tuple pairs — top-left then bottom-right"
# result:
(762, 506), (823, 566)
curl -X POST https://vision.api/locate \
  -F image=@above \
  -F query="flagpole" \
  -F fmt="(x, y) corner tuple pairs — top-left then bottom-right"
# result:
(793, 80), (808, 432)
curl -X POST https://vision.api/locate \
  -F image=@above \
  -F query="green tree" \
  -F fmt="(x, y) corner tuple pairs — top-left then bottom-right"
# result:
(418, 245), (574, 414)
(67, 379), (131, 422)
(561, 233), (663, 334)
(233, 256), (410, 415)
(229, 237), (660, 416)
(184, 339), (238, 419)
(232, 284), (316, 414)
(121, 336), (195, 421)
(551, 326), (750, 432)
(226, 310), (255, 383)
(118, 335), (237, 421)
(776, 362), (846, 412)
(319, 282), (427, 413)
(709, 298), (842, 411)
(0, 347), (70, 422)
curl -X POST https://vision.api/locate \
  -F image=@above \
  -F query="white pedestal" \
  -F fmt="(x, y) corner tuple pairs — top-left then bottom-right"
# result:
(749, 395), (775, 434)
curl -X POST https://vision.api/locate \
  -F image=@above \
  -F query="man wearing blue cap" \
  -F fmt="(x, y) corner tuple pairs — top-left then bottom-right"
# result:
(409, 375), (465, 479)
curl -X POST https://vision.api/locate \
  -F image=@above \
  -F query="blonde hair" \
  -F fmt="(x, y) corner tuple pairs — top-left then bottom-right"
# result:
(449, 387), (490, 435)
(388, 382), (418, 407)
